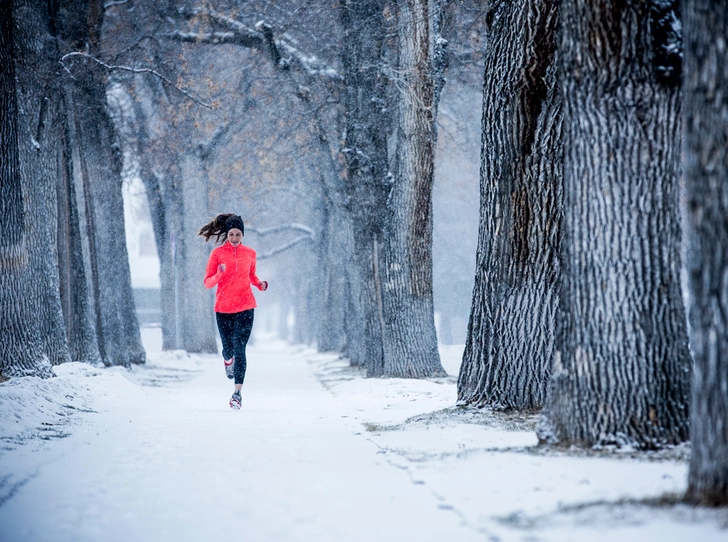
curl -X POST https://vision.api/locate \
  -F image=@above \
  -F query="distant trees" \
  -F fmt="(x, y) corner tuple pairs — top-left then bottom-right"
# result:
(458, 0), (562, 410)
(683, 0), (728, 506)
(1, 0), (144, 379)
(129, 0), (450, 378)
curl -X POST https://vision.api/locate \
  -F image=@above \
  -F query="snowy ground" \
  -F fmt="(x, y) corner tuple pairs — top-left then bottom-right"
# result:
(1, 330), (726, 542)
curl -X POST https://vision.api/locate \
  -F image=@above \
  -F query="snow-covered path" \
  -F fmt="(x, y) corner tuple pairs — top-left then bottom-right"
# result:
(3, 332), (728, 542)
(0, 339), (482, 542)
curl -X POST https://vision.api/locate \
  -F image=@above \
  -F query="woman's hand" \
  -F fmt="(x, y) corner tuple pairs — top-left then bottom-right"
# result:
(260, 280), (268, 291)
(218, 264), (226, 273)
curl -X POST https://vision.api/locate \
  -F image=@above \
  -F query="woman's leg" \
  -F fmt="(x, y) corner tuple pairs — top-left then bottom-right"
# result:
(232, 309), (255, 388)
(216, 312), (235, 361)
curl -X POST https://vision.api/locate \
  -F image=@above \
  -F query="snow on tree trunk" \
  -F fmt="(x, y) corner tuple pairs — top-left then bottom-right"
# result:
(538, 0), (691, 447)
(340, 0), (391, 375)
(458, 0), (562, 410)
(379, 0), (446, 378)
(0, 0), (56, 378)
(683, 0), (728, 507)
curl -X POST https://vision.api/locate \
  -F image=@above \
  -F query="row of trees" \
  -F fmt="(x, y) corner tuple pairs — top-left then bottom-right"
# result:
(1, 0), (145, 378)
(2, 0), (724, 506)
(457, 0), (727, 505)
(101, 0), (484, 377)
(3, 0), (484, 377)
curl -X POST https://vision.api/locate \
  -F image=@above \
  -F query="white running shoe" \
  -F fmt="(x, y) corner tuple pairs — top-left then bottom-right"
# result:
(229, 390), (242, 410)
(224, 357), (234, 380)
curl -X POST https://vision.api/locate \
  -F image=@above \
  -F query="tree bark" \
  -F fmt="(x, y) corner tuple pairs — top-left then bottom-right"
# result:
(0, 0), (55, 378)
(179, 153), (217, 354)
(379, 0), (446, 377)
(458, 0), (562, 410)
(683, 0), (728, 507)
(58, 82), (102, 365)
(340, 0), (392, 376)
(538, 0), (691, 448)
(61, 1), (145, 367)
(317, 200), (349, 352)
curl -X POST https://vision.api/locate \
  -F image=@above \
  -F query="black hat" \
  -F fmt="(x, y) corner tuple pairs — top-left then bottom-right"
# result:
(225, 215), (245, 235)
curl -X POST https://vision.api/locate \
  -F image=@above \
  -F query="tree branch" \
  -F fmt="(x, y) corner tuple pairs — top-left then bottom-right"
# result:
(247, 223), (315, 237)
(59, 52), (211, 108)
(103, 0), (129, 9)
(257, 235), (314, 260)
(171, 6), (342, 81)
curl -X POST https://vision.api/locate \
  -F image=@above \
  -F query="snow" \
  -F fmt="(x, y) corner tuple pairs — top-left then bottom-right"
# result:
(1, 330), (727, 541)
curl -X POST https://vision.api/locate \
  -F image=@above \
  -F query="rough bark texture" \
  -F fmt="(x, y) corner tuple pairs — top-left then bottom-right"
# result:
(340, 0), (392, 375)
(1, 0), (145, 376)
(379, 0), (446, 377)
(683, 0), (728, 507)
(0, 0), (55, 378)
(458, 0), (562, 410)
(538, 0), (691, 448)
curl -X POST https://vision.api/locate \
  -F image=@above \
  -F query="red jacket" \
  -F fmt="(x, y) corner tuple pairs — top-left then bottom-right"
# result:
(204, 241), (263, 313)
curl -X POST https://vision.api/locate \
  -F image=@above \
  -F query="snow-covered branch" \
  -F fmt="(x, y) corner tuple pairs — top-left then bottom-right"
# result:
(171, 6), (342, 82)
(103, 0), (129, 9)
(257, 235), (314, 260)
(59, 52), (211, 108)
(246, 223), (316, 260)
(247, 223), (315, 238)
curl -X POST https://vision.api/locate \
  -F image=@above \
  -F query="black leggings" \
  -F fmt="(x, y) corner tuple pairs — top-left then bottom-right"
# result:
(216, 309), (254, 385)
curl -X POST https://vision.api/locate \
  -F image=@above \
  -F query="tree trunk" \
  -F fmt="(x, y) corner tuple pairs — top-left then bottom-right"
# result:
(58, 83), (102, 365)
(538, 0), (691, 448)
(179, 153), (217, 354)
(0, 0), (56, 378)
(378, 0), (446, 378)
(683, 0), (728, 506)
(458, 0), (562, 410)
(317, 201), (349, 351)
(61, 2), (145, 367)
(340, 0), (392, 376)
(342, 239), (369, 367)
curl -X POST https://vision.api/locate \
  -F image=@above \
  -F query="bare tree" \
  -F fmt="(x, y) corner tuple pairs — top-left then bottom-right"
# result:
(683, 0), (728, 507)
(538, 0), (691, 448)
(458, 0), (562, 410)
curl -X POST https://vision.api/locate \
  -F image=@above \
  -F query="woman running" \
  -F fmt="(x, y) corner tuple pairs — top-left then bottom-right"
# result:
(200, 214), (268, 410)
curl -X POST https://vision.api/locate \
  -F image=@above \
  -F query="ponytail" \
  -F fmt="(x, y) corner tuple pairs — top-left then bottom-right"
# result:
(198, 213), (237, 244)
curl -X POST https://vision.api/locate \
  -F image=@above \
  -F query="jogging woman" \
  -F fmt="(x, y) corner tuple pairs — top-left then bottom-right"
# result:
(200, 214), (268, 410)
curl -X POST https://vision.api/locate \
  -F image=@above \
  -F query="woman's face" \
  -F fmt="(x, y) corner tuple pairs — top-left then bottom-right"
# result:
(227, 228), (243, 246)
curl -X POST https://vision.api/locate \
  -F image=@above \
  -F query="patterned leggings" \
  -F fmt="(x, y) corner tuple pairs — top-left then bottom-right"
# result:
(216, 309), (254, 385)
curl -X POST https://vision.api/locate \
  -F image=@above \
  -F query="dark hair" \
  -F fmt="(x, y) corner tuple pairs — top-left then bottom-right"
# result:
(198, 213), (244, 244)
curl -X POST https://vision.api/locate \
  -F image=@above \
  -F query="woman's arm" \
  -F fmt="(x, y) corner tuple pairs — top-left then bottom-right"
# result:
(203, 251), (224, 288)
(250, 254), (267, 291)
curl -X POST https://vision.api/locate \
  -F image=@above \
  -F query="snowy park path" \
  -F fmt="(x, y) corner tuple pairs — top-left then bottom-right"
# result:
(0, 337), (484, 542)
(2, 331), (728, 542)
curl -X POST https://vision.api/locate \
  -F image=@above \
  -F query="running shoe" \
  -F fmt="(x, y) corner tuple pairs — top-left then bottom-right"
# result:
(229, 390), (242, 410)
(224, 357), (234, 380)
